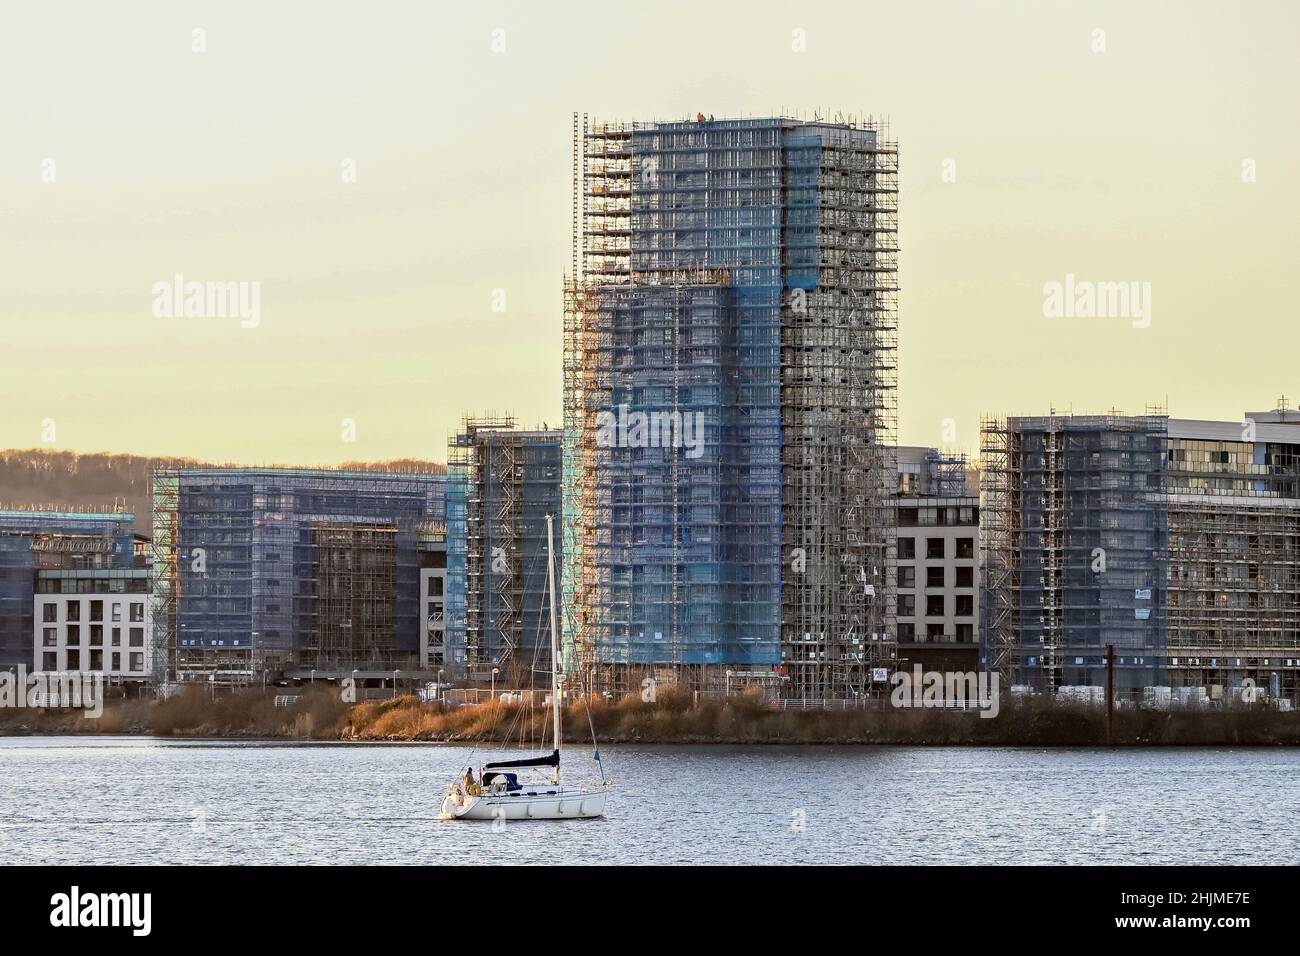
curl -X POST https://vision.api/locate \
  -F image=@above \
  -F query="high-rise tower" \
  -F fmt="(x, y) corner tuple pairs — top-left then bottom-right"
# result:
(564, 114), (898, 698)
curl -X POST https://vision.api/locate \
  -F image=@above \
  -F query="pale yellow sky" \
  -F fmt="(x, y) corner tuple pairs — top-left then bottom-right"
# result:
(2, 0), (1296, 465)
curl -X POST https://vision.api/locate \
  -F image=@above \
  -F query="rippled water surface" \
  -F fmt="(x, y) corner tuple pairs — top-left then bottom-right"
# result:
(2, 737), (1296, 865)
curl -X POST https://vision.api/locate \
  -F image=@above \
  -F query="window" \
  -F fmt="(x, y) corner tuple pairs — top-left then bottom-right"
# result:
(955, 567), (974, 588)
(897, 537), (916, 560)
(42, 603), (58, 623)
(129, 602), (145, 623)
(926, 538), (945, 559)
(90, 600), (103, 621)
(111, 652), (121, 672)
(67, 650), (81, 669)
(111, 603), (122, 623)
(897, 622), (915, 641)
(927, 567), (945, 588)
(129, 628), (144, 647)
(42, 627), (57, 647)
(129, 652), (144, 672)
(42, 652), (57, 671)
(90, 624), (103, 645)
(66, 625), (81, 646)
(956, 537), (975, 559)
(957, 623), (974, 643)
(111, 628), (121, 646)
(926, 595), (945, 617)
(66, 601), (80, 622)
(956, 595), (974, 616)
(89, 650), (104, 670)
(897, 566), (915, 588)
(897, 594), (915, 616)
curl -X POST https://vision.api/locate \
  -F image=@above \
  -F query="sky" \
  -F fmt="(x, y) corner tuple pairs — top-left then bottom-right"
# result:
(2, 0), (1297, 465)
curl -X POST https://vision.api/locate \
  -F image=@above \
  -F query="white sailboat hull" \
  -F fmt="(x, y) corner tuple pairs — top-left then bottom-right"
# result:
(440, 786), (608, 821)
(440, 515), (610, 824)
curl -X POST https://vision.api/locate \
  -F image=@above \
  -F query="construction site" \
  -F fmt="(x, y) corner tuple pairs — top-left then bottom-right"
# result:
(0, 508), (139, 673)
(981, 405), (1300, 705)
(448, 417), (563, 686)
(151, 468), (450, 684)
(1164, 408), (1300, 702)
(563, 112), (898, 700)
(979, 412), (1170, 694)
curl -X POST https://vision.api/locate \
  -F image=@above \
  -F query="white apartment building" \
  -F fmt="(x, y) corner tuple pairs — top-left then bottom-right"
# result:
(33, 569), (152, 681)
(890, 447), (980, 672)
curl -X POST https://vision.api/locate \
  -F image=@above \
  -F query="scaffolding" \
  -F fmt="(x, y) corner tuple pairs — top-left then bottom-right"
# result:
(152, 468), (449, 682)
(149, 471), (178, 684)
(926, 450), (969, 497)
(310, 523), (398, 667)
(980, 413), (1168, 692)
(1165, 418), (1300, 699)
(564, 114), (898, 698)
(979, 416), (1019, 683)
(0, 509), (136, 674)
(449, 418), (562, 683)
(780, 121), (899, 699)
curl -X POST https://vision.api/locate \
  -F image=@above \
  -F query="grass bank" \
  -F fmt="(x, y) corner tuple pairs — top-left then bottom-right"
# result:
(2, 685), (1299, 745)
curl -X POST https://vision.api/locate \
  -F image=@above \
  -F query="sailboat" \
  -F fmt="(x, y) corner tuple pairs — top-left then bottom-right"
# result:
(440, 514), (610, 821)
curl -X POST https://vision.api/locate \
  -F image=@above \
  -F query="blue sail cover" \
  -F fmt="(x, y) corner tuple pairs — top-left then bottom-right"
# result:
(484, 749), (560, 772)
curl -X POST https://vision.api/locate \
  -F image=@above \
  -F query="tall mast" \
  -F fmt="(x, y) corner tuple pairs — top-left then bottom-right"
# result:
(545, 513), (562, 784)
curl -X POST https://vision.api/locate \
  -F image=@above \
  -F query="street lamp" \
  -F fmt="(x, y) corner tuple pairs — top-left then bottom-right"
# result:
(491, 666), (500, 700)
(392, 668), (399, 699)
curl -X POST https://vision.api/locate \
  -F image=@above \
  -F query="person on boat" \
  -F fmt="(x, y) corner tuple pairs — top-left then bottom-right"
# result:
(463, 767), (475, 793)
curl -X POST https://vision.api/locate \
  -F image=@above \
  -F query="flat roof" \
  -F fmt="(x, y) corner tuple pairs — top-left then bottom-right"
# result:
(1168, 418), (1300, 443)
(158, 467), (447, 482)
(36, 568), (150, 577)
(0, 510), (132, 521)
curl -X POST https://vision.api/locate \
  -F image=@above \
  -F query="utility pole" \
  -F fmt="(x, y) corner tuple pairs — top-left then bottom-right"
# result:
(1105, 644), (1115, 747)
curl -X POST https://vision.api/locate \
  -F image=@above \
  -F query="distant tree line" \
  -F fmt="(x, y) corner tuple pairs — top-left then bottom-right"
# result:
(0, 449), (445, 536)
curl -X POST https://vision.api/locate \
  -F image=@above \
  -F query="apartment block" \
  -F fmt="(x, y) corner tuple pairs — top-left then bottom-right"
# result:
(564, 113), (898, 698)
(981, 405), (1300, 702)
(151, 468), (458, 683)
(34, 569), (152, 680)
(891, 448), (979, 673)
(448, 418), (563, 681)
(0, 510), (138, 673)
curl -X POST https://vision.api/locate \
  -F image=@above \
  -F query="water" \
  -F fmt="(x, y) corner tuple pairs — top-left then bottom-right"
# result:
(1, 737), (1295, 865)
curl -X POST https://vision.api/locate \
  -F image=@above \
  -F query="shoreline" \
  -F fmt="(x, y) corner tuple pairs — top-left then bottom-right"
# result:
(2, 732), (1298, 749)
(2, 686), (1299, 747)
